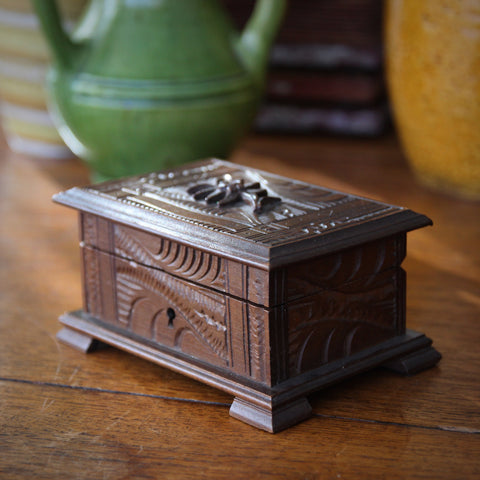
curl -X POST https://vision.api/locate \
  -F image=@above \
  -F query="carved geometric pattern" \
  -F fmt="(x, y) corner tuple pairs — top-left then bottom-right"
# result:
(114, 257), (229, 367)
(113, 224), (227, 290)
(287, 268), (400, 376)
(83, 159), (400, 247)
(81, 212), (98, 247)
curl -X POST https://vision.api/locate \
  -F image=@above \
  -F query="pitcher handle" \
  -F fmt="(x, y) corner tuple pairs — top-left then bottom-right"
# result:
(237, 0), (287, 85)
(31, 0), (80, 69)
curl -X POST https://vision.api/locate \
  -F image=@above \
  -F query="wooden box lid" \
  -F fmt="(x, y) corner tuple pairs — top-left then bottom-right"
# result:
(53, 159), (432, 269)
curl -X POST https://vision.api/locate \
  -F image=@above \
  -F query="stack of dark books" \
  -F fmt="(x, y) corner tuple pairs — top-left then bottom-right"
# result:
(223, 0), (387, 136)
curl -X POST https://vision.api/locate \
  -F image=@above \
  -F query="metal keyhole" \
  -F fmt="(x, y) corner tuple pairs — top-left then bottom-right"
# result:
(167, 308), (175, 328)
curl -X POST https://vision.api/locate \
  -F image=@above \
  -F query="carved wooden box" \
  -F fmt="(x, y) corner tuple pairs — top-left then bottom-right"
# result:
(54, 159), (441, 432)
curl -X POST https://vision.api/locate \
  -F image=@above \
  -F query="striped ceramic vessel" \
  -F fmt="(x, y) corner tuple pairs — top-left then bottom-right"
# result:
(0, 0), (85, 158)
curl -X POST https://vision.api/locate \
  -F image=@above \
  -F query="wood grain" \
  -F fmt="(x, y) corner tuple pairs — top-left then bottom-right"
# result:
(1, 381), (479, 480)
(1, 131), (479, 477)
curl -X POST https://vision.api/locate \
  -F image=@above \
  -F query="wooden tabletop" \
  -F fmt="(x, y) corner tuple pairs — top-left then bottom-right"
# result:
(1, 131), (479, 479)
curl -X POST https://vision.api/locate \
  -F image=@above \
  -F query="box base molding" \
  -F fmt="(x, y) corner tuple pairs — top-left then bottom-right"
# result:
(382, 346), (442, 375)
(58, 309), (441, 432)
(57, 326), (103, 353)
(230, 396), (313, 433)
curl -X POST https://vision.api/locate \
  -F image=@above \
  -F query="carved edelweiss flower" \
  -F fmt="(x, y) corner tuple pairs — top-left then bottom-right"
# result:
(187, 174), (281, 214)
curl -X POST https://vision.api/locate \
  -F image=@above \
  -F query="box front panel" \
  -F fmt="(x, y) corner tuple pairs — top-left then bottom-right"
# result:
(81, 244), (272, 385)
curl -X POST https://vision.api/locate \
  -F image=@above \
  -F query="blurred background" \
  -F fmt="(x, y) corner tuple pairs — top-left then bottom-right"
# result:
(0, 0), (85, 158)
(0, 0), (479, 198)
(0, 0), (386, 155)
(225, 0), (387, 137)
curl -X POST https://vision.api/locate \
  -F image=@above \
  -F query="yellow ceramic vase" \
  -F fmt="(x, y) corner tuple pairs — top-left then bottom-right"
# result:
(385, 0), (480, 200)
(0, 0), (85, 158)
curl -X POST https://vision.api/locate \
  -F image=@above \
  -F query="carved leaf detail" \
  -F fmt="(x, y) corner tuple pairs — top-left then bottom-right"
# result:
(187, 176), (281, 214)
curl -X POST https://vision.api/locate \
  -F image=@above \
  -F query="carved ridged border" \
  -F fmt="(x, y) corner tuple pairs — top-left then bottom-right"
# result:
(82, 246), (101, 316)
(248, 307), (267, 382)
(81, 212), (98, 247)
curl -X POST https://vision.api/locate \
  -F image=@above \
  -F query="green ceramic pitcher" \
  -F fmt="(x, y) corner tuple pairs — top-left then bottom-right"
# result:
(31, 0), (286, 180)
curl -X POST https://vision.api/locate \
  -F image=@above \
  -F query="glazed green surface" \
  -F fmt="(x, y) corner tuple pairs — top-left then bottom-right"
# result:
(32, 0), (286, 179)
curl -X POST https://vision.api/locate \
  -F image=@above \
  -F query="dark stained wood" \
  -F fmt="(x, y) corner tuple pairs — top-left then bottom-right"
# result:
(1, 131), (479, 473)
(50, 158), (440, 431)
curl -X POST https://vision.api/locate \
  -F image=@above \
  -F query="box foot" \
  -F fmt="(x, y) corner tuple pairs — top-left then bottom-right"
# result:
(383, 344), (441, 375)
(56, 326), (104, 353)
(229, 396), (312, 433)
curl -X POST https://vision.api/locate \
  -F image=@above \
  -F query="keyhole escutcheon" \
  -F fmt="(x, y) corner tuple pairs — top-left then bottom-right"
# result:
(167, 308), (175, 328)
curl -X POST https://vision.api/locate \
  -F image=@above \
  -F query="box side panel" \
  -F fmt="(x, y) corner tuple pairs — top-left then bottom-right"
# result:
(248, 303), (272, 384)
(81, 212), (114, 252)
(285, 266), (403, 377)
(267, 235), (407, 383)
(82, 245), (118, 324)
(395, 234), (407, 336)
(285, 235), (405, 302)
